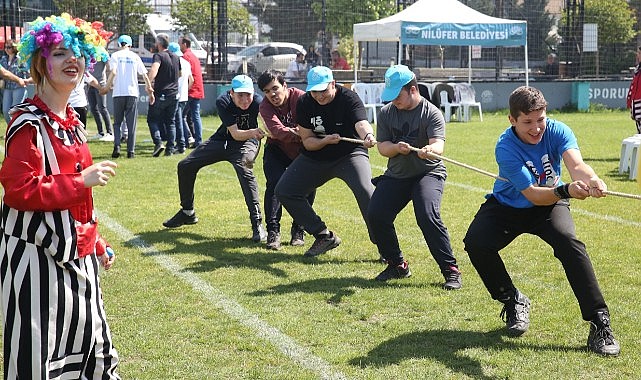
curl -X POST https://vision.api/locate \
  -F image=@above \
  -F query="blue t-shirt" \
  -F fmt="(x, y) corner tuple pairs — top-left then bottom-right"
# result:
(492, 118), (578, 208)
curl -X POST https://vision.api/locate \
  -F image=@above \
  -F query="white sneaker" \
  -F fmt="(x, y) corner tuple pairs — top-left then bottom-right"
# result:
(91, 133), (104, 140)
(100, 133), (115, 142)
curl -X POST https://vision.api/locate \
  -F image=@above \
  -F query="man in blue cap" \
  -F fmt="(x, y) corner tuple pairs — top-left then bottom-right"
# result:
(367, 64), (462, 288)
(163, 74), (268, 243)
(275, 66), (377, 257)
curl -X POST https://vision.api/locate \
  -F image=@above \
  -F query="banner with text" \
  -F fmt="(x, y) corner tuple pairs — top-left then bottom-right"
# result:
(401, 21), (527, 47)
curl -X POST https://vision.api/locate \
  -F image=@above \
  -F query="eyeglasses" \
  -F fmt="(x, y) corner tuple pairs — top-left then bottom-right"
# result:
(5, 46), (14, 49)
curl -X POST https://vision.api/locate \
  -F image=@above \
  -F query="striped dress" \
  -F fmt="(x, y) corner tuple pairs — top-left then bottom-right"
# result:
(0, 100), (120, 379)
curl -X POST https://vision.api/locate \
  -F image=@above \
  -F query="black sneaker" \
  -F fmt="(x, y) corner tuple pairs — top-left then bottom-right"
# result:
(443, 266), (462, 290)
(111, 146), (120, 158)
(290, 227), (305, 246)
(152, 144), (165, 157)
(266, 230), (281, 250)
(127, 152), (135, 159)
(375, 261), (411, 281)
(252, 224), (267, 243)
(163, 210), (198, 228)
(500, 290), (530, 336)
(587, 311), (620, 356)
(164, 148), (174, 156)
(304, 231), (341, 257)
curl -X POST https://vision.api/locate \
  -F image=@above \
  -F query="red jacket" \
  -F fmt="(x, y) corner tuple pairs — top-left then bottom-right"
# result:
(627, 65), (641, 109)
(182, 48), (205, 99)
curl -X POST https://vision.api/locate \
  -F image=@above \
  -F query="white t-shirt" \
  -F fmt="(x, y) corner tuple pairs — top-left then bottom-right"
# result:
(68, 73), (94, 108)
(177, 56), (192, 102)
(108, 48), (147, 97)
(285, 60), (306, 79)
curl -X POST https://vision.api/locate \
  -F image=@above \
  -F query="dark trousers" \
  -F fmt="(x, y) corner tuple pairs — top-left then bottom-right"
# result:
(463, 196), (608, 321)
(275, 151), (374, 241)
(87, 86), (113, 134)
(147, 96), (178, 150)
(177, 137), (262, 225)
(73, 106), (87, 127)
(113, 96), (138, 154)
(263, 144), (316, 234)
(367, 174), (458, 273)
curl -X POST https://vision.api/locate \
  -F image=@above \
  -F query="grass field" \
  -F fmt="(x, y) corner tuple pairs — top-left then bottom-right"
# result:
(2, 109), (641, 379)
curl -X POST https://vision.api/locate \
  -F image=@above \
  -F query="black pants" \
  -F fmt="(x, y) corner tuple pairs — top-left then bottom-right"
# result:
(463, 196), (607, 321)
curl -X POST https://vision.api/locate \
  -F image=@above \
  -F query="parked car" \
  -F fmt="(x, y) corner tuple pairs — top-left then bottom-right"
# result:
(209, 42), (247, 62)
(227, 42), (305, 76)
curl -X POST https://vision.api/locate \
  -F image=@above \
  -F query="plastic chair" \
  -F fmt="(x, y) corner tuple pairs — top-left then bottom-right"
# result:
(439, 90), (462, 122)
(618, 134), (641, 179)
(352, 82), (384, 124)
(457, 83), (483, 121)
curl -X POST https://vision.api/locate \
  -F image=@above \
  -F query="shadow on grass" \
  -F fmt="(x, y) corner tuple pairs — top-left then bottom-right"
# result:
(349, 328), (585, 379)
(603, 168), (637, 181)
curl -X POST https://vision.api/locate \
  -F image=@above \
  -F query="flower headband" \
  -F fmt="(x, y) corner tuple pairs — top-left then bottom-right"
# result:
(17, 13), (112, 71)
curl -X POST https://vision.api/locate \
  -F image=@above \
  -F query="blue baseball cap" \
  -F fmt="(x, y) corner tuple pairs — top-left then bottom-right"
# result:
(118, 35), (132, 46)
(168, 42), (182, 56)
(231, 75), (254, 93)
(381, 64), (415, 102)
(306, 66), (333, 92)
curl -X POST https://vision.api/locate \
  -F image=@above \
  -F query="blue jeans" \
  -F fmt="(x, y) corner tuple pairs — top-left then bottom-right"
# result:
(186, 97), (203, 147)
(2, 87), (27, 124)
(174, 101), (187, 151)
(367, 173), (458, 273)
(147, 96), (178, 150)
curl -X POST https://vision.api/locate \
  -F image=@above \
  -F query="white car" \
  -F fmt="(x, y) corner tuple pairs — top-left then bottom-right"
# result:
(227, 42), (305, 76)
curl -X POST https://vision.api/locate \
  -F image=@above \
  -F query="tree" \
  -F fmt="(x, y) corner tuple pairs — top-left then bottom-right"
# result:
(172, 0), (253, 42)
(54, 0), (152, 37)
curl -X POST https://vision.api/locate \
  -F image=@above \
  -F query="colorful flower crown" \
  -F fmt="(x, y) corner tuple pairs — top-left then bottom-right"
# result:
(17, 13), (113, 71)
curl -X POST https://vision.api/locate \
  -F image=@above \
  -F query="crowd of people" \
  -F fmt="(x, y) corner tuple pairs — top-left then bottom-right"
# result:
(0, 12), (625, 377)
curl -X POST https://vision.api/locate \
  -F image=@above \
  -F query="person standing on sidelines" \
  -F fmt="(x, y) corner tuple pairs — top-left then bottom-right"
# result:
(463, 86), (620, 356)
(626, 46), (641, 134)
(163, 75), (268, 243)
(0, 14), (120, 378)
(105, 34), (154, 158)
(180, 36), (205, 148)
(87, 59), (114, 140)
(169, 42), (193, 154)
(368, 65), (462, 288)
(257, 70), (316, 250)
(1, 39), (31, 124)
(275, 66), (376, 257)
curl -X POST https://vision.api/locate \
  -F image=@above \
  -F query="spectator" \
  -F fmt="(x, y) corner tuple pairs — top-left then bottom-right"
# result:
(330, 49), (350, 70)
(87, 59), (114, 140)
(68, 71), (105, 127)
(180, 36), (205, 148)
(147, 33), (181, 157)
(305, 45), (320, 68)
(163, 75), (268, 243)
(1, 39), (31, 124)
(285, 52), (307, 80)
(544, 53), (559, 76)
(105, 34), (154, 158)
(627, 46), (641, 134)
(257, 70), (316, 250)
(169, 42), (193, 154)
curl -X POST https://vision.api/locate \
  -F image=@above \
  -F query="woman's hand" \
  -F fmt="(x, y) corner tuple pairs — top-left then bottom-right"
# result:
(82, 161), (117, 188)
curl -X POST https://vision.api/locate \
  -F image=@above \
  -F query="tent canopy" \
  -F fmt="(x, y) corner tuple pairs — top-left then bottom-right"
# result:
(353, 0), (528, 83)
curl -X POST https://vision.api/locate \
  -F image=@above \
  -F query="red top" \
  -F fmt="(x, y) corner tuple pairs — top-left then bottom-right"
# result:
(259, 87), (306, 160)
(331, 57), (351, 70)
(182, 48), (205, 99)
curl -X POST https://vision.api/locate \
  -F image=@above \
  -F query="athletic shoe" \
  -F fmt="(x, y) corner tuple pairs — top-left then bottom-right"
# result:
(100, 133), (115, 142)
(290, 227), (305, 246)
(152, 144), (165, 157)
(252, 224), (267, 243)
(163, 210), (198, 228)
(91, 133), (104, 140)
(304, 231), (341, 257)
(127, 152), (135, 159)
(375, 260), (411, 281)
(188, 137), (195, 147)
(443, 266), (462, 290)
(266, 230), (281, 250)
(587, 311), (620, 356)
(164, 148), (173, 156)
(500, 290), (530, 336)
(111, 146), (120, 158)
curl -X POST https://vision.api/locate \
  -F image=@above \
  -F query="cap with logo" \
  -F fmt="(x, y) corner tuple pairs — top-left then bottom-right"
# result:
(231, 75), (254, 93)
(168, 42), (182, 56)
(118, 34), (132, 46)
(306, 66), (333, 92)
(381, 64), (415, 102)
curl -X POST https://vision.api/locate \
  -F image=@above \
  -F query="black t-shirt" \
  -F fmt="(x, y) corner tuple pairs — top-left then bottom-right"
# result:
(212, 91), (262, 141)
(152, 50), (180, 97)
(296, 85), (368, 161)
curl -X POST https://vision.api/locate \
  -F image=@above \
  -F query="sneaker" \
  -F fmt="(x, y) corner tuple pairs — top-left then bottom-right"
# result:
(127, 152), (135, 159)
(111, 146), (121, 158)
(252, 224), (267, 243)
(266, 230), (281, 250)
(188, 136), (195, 147)
(152, 144), (165, 157)
(587, 311), (620, 356)
(304, 231), (341, 257)
(91, 133), (104, 140)
(500, 290), (530, 336)
(164, 149), (173, 156)
(100, 133), (115, 142)
(375, 261), (411, 281)
(443, 266), (462, 290)
(290, 227), (305, 246)
(163, 210), (198, 228)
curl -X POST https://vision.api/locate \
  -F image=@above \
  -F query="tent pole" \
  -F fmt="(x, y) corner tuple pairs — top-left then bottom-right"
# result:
(525, 42), (529, 87)
(468, 45), (472, 84)
(354, 41), (359, 83)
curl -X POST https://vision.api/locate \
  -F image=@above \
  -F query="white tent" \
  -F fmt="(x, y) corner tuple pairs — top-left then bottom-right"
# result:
(352, 0), (528, 84)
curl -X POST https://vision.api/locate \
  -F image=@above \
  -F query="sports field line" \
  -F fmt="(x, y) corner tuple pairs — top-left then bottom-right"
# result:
(96, 210), (348, 380)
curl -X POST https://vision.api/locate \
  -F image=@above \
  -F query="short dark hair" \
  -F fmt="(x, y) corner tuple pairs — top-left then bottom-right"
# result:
(156, 34), (169, 49)
(257, 70), (286, 91)
(181, 37), (192, 48)
(509, 86), (548, 119)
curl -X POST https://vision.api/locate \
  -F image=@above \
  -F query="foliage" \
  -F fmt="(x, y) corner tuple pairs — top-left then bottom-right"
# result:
(54, 0), (152, 37)
(509, 0), (556, 60)
(172, 0), (253, 42)
(584, 0), (636, 45)
(311, 0), (397, 39)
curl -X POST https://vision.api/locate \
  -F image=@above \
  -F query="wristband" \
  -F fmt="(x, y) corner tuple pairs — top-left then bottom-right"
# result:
(364, 133), (373, 139)
(553, 183), (572, 199)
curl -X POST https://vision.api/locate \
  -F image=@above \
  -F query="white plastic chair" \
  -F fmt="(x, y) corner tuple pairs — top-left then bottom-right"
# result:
(457, 83), (483, 122)
(439, 90), (462, 122)
(352, 83), (383, 124)
(618, 134), (641, 179)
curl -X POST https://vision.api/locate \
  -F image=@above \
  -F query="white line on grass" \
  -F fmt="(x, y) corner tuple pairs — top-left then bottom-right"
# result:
(96, 210), (348, 380)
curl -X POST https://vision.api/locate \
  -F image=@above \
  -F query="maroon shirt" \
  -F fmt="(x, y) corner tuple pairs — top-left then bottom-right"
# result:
(259, 87), (305, 160)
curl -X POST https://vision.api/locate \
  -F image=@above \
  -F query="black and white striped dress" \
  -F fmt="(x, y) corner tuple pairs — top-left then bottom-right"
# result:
(0, 102), (120, 379)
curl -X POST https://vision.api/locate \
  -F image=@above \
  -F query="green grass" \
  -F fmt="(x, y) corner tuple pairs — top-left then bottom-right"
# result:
(2, 109), (641, 379)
